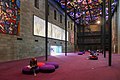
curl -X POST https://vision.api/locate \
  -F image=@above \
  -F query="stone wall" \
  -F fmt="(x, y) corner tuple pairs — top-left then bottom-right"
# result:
(0, 0), (75, 62)
(117, 2), (120, 53)
(112, 12), (118, 53)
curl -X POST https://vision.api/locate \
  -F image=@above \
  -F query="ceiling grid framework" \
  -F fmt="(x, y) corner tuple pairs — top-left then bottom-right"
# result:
(54, 0), (118, 25)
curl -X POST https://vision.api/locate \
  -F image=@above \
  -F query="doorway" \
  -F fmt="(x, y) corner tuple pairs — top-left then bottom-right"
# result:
(50, 46), (62, 56)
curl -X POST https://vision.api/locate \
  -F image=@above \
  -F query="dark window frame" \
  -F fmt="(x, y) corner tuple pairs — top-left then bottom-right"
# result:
(35, 0), (39, 9)
(54, 10), (57, 20)
(60, 15), (62, 23)
(71, 23), (72, 30)
(68, 21), (70, 28)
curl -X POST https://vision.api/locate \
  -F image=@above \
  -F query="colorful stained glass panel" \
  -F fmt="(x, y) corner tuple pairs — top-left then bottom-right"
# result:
(0, 0), (20, 35)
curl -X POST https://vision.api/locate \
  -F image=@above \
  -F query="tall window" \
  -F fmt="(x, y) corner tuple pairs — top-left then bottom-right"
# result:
(54, 10), (57, 20)
(60, 15), (62, 23)
(35, 0), (39, 9)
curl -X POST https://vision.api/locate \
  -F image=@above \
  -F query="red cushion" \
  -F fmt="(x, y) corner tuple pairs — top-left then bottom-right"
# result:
(37, 62), (45, 67)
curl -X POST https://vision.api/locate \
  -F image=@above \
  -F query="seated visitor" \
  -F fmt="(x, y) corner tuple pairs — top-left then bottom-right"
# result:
(90, 51), (94, 55)
(29, 57), (38, 76)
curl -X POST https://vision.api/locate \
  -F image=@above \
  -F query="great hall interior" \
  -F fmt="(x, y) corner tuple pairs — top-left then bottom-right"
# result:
(0, 0), (120, 80)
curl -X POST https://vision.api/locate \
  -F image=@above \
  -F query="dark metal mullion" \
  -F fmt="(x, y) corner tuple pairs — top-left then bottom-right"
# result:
(101, 4), (103, 54)
(79, 17), (82, 50)
(65, 0), (67, 56)
(86, 0), (92, 21)
(74, 8), (76, 52)
(83, 26), (85, 50)
(101, 1), (106, 58)
(103, 0), (106, 58)
(45, 0), (48, 61)
(108, 0), (112, 66)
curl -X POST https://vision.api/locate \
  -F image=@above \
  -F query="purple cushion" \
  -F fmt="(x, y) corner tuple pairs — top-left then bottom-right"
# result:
(78, 52), (84, 55)
(39, 65), (55, 73)
(22, 66), (39, 74)
(45, 62), (59, 69)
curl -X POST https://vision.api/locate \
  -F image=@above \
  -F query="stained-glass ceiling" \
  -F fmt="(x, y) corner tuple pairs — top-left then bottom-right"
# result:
(54, 0), (118, 25)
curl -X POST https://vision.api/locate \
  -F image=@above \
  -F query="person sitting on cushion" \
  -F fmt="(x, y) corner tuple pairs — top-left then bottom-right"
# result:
(29, 57), (38, 76)
(90, 51), (94, 55)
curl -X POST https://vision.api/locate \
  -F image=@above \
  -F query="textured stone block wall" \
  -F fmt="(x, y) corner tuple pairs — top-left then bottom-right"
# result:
(112, 12), (118, 53)
(117, 3), (120, 53)
(0, 0), (75, 62)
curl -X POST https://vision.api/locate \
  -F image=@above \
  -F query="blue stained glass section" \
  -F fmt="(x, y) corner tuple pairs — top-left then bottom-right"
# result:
(16, 0), (20, 8)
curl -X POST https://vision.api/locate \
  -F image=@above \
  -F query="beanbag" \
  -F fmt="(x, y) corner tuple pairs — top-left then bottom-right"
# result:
(45, 62), (59, 69)
(78, 52), (84, 55)
(39, 65), (55, 73)
(22, 65), (39, 74)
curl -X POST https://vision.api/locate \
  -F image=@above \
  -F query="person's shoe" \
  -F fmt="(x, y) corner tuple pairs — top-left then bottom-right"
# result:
(34, 73), (36, 76)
